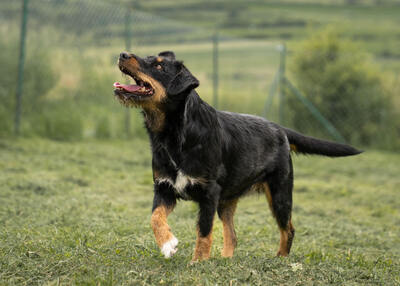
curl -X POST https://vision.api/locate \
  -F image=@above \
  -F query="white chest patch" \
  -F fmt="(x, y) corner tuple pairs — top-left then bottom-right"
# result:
(155, 170), (205, 197)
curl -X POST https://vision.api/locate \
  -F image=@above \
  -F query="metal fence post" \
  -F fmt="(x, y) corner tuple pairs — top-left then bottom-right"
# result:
(263, 72), (279, 118)
(124, 7), (131, 138)
(14, 0), (29, 136)
(278, 44), (286, 125)
(212, 32), (219, 109)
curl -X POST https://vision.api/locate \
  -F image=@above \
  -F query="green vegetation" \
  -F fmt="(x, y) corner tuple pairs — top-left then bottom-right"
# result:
(0, 139), (399, 285)
(1, 1), (398, 284)
(288, 28), (398, 148)
(1, 0), (399, 148)
(137, 0), (400, 67)
(0, 37), (58, 137)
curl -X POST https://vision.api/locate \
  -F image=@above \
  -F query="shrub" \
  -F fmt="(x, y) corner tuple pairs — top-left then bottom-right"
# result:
(288, 28), (393, 146)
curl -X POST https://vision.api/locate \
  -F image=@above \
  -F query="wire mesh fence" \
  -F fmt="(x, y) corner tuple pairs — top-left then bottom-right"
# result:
(0, 0), (399, 149)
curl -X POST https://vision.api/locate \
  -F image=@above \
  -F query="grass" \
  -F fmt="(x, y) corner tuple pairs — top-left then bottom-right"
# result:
(0, 138), (399, 285)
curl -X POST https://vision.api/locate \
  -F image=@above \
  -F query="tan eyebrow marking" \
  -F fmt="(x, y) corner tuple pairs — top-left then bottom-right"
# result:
(156, 57), (163, 63)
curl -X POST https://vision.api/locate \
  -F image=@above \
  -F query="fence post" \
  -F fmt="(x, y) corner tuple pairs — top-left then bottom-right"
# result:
(278, 44), (286, 125)
(212, 32), (219, 109)
(14, 0), (29, 136)
(124, 7), (131, 138)
(263, 72), (278, 118)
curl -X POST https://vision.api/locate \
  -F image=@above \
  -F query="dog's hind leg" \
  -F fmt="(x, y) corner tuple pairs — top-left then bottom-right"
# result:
(192, 182), (221, 262)
(217, 199), (238, 258)
(263, 157), (295, 257)
(151, 183), (177, 258)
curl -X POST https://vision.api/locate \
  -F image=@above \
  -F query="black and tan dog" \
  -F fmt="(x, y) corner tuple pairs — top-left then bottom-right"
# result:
(113, 51), (361, 262)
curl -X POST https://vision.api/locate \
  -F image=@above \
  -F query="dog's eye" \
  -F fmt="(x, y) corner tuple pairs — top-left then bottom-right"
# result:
(156, 64), (162, 70)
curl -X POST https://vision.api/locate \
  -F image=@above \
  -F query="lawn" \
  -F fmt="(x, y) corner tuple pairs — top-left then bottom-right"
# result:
(0, 138), (399, 285)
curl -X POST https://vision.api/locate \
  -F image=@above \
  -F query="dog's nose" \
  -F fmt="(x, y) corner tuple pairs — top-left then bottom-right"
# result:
(119, 52), (131, 61)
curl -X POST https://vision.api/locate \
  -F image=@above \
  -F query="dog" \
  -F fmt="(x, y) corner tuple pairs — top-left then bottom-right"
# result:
(113, 51), (362, 262)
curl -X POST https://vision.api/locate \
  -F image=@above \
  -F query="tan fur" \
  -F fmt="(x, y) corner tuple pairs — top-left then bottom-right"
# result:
(124, 57), (140, 70)
(151, 205), (175, 248)
(136, 71), (166, 104)
(290, 144), (297, 152)
(192, 229), (213, 262)
(263, 183), (273, 212)
(153, 169), (160, 182)
(142, 106), (166, 132)
(261, 182), (295, 257)
(276, 220), (294, 257)
(156, 57), (163, 62)
(118, 60), (167, 132)
(219, 199), (238, 258)
(277, 228), (289, 256)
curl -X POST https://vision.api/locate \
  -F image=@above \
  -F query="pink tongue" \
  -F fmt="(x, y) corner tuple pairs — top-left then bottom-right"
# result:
(113, 82), (141, 92)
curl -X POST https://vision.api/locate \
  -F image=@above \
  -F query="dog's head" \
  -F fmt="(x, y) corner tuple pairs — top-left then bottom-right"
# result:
(114, 51), (199, 109)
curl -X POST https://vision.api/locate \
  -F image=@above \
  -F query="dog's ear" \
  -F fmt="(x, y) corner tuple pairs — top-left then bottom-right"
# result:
(167, 64), (199, 96)
(158, 51), (176, 61)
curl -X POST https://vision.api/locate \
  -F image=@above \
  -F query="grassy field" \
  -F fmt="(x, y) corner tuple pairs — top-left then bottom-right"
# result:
(0, 138), (399, 285)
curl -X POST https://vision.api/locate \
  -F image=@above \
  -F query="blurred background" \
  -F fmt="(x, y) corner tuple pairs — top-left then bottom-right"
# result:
(1, 0), (399, 150)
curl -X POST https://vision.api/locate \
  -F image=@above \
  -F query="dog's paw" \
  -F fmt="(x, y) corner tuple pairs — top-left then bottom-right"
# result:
(161, 236), (178, 258)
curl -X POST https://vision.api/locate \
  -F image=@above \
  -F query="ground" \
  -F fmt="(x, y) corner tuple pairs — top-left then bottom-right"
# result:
(0, 139), (399, 285)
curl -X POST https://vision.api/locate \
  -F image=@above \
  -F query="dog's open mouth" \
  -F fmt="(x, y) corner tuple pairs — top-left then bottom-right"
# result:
(113, 75), (154, 98)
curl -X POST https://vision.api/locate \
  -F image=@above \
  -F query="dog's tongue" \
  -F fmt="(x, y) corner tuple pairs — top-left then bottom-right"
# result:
(113, 82), (141, 92)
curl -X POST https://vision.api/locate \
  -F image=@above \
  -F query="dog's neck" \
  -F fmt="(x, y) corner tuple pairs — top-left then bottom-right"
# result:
(142, 106), (166, 133)
(144, 91), (204, 142)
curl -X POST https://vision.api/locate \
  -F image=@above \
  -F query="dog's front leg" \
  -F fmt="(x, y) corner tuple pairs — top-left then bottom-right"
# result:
(151, 184), (177, 258)
(192, 182), (220, 262)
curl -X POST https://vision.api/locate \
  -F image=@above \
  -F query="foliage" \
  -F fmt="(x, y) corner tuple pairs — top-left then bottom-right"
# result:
(288, 28), (394, 146)
(0, 37), (59, 137)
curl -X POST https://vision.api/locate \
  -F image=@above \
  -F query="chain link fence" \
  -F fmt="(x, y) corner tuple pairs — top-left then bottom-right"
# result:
(1, 0), (399, 149)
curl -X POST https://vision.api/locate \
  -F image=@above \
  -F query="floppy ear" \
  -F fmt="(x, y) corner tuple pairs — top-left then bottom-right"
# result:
(158, 51), (176, 61)
(167, 64), (199, 96)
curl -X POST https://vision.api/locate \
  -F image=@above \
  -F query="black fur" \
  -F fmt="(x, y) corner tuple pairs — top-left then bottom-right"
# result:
(283, 127), (362, 157)
(115, 51), (362, 253)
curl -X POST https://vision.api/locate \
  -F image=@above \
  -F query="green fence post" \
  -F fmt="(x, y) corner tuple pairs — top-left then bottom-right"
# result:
(212, 32), (219, 109)
(14, 0), (29, 136)
(124, 7), (131, 138)
(278, 44), (286, 125)
(263, 72), (279, 118)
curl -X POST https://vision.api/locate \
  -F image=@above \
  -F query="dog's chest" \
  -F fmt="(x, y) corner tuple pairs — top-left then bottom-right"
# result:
(156, 170), (204, 199)
(154, 144), (206, 198)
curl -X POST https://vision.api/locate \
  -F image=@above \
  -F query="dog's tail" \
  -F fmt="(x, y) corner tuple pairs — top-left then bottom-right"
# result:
(283, 127), (362, 157)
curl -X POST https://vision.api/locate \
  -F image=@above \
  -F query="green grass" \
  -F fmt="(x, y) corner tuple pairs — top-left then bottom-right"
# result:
(0, 138), (399, 285)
